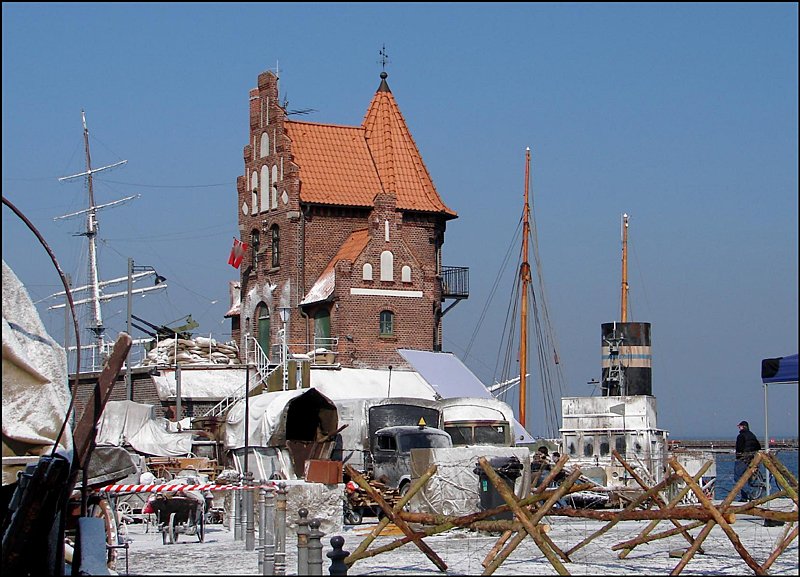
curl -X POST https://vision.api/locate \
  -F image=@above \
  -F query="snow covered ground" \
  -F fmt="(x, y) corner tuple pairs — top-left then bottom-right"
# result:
(118, 503), (798, 576)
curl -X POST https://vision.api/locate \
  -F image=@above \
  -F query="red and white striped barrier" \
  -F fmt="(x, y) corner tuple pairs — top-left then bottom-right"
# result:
(96, 483), (276, 493)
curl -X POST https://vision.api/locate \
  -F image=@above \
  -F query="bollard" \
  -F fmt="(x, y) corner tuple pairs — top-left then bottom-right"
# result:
(274, 482), (288, 576)
(258, 488), (266, 573)
(245, 474), (256, 551)
(307, 518), (325, 576)
(234, 483), (243, 541)
(262, 485), (276, 576)
(296, 507), (310, 575)
(327, 535), (349, 576)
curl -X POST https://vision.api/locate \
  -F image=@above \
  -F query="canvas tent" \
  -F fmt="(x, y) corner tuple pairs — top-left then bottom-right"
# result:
(761, 353), (798, 384)
(760, 352), (798, 496)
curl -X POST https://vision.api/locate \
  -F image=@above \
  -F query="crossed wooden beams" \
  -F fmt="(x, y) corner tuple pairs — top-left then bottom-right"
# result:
(343, 451), (798, 575)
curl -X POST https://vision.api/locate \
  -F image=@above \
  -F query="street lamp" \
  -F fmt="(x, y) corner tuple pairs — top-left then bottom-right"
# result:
(278, 306), (290, 391)
(126, 257), (166, 400)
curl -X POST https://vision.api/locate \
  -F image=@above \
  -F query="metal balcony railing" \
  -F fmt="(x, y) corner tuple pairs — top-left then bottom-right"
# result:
(441, 266), (469, 299)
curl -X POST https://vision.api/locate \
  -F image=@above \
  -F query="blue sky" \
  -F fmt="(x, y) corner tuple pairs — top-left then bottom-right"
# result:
(3, 3), (797, 439)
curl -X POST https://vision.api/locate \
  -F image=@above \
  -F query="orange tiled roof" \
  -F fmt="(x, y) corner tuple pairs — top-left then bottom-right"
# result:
(286, 122), (381, 208)
(286, 75), (456, 218)
(362, 76), (455, 217)
(300, 229), (371, 305)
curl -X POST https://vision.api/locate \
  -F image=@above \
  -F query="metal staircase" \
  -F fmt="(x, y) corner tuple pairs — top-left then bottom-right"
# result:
(201, 335), (277, 418)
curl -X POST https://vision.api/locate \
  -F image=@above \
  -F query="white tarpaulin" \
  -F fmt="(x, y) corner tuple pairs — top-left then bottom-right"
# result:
(2, 260), (73, 485)
(310, 367), (437, 400)
(408, 446), (531, 517)
(150, 367), (251, 401)
(95, 400), (193, 456)
(224, 389), (308, 449)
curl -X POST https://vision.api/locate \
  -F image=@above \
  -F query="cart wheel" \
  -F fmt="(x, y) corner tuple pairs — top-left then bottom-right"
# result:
(344, 507), (362, 525)
(168, 512), (179, 544)
(116, 501), (133, 518)
(196, 509), (205, 542)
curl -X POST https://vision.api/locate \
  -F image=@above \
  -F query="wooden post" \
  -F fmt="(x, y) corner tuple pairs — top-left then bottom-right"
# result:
(344, 464), (446, 572)
(566, 471), (682, 556)
(669, 457), (766, 576)
(614, 455), (712, 559)
(478, 456), (574, 575)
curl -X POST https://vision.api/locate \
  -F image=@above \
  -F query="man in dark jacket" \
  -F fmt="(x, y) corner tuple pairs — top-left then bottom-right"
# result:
(734, 420), (762, 501)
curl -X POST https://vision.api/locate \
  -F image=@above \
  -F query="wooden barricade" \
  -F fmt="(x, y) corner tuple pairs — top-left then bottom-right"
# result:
(341, 451), (797, 576)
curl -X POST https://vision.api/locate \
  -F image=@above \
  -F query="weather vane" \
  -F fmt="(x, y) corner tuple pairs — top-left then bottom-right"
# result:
(378, 44), (389, 72)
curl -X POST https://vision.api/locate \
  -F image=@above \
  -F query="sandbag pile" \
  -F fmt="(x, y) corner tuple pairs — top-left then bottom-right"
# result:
(140, 336), (240, 366)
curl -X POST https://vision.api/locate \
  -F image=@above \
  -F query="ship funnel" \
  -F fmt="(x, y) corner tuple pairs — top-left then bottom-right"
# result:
(601, 322), (652, 396)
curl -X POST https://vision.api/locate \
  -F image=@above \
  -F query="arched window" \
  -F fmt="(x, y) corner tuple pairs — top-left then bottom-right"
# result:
(260, 132), (269, 158)
(379, 310), (394, 336)
(260, 165), (269, 212)
(270, 224), (280, 268)
(401, 265), (411, 283)
(380, 251), (393, 281)
(362, 263), (373, 281)
(251, 171), (259, 215)
(251, 229), (260, 266)
(271, 165), (279, 209)
(256, 302), (270, 359)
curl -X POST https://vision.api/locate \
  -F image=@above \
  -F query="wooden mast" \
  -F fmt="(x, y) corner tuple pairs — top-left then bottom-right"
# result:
(620, 213), (629, 322)
(519, 148), (532, 428)
(56, 111), (129, 362)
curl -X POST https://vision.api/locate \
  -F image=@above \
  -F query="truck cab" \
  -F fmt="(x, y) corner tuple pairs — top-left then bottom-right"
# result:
(370, 424), (452, 493)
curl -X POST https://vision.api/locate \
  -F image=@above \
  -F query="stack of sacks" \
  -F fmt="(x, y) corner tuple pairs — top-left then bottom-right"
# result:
(140, 336), (240, 366)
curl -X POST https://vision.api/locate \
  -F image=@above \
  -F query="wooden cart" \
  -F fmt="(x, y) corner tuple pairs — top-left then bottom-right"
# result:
(150, 493), (205, 545)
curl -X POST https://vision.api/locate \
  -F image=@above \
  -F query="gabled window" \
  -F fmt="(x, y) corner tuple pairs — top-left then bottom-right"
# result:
(270, 224), (280, 268)
(380, 310), (394, 336)
(362, 263), (373, 281)
(380, 251), (393, 281)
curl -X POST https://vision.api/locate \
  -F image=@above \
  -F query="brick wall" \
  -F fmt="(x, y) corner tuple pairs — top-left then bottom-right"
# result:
(233, 69), (450, 370)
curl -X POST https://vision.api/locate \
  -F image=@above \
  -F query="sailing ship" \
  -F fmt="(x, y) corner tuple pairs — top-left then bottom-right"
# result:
(495, 150), (715, 502)
(47, 110), (166, 373)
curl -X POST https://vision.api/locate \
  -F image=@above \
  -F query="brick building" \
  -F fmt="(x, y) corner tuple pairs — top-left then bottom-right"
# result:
(230, 69), (468, 370)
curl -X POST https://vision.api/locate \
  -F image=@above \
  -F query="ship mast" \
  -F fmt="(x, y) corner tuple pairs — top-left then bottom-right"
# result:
(620, 213), (629, 322)
(57, 110), (128, 353)
(519, 147), (532, 428)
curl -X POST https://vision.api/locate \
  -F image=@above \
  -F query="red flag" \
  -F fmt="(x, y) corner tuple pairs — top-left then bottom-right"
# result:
(228, 238), (248, 269)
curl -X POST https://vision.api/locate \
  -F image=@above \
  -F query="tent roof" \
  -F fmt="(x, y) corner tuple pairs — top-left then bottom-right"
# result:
(761, 353), (799, 384)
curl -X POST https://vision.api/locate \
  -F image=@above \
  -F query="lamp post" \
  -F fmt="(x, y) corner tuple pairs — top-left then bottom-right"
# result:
(126, 257), (166, 400)
(278, 306), (290, 391)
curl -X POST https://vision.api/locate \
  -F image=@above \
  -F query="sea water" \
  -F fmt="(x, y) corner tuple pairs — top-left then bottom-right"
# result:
(714, 448), (798, 499)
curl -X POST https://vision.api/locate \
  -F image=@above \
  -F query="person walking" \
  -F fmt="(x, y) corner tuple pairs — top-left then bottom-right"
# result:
(734, 420), (762, 501)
